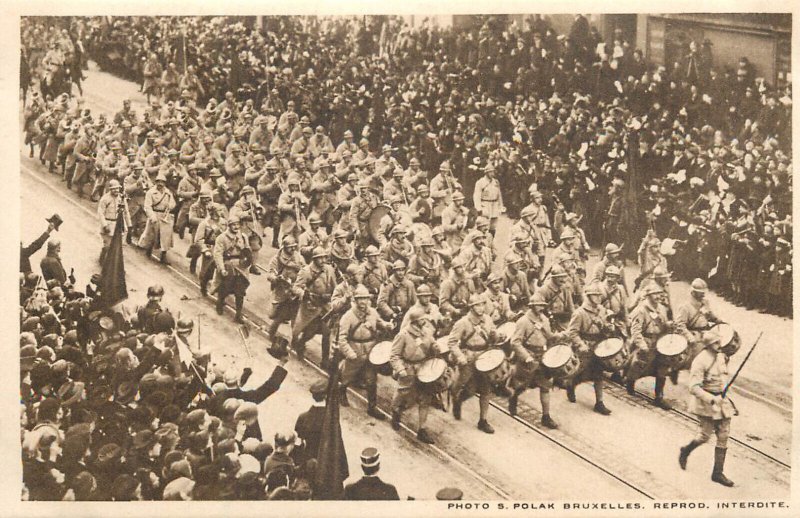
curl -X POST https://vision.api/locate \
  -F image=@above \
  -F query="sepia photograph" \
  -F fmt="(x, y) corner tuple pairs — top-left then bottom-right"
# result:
(11, 4), (795, 515)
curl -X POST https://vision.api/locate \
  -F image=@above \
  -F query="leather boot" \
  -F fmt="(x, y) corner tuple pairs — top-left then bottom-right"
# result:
(711, 447), (734, 487)
(625, 380), (636, 396)
(477, 419), (494, 434)
(366, 386), (385, 420)
(452, 391), (463, 420)
(391, 409), (402, 431)
(541, 414), (558, 429)
(160, 251), (169, 265)
(416, 428), (435, 444)
(339, 385), (350, 407)
(593, 401), (612, 415)
(654, 377), (672, 410)
(566, 385), (576, 403)
(679, 439), (703, 470)
(508, 390), (521, 416)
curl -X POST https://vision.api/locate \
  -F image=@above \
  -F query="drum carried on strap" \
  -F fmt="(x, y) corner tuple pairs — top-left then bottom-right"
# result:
(368, 341), (394, 376)
(710, 323), (741, 356)
(656, 334), (689, 371)
(416, 358), (454, 394)
(542, 344), (580, 381)
(594, 337), (626, 371)
(367, 204), (391, 244)
(475, 348), (510, 387)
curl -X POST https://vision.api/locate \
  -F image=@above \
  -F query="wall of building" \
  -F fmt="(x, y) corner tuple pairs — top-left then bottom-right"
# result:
(643, 14), (791, 86)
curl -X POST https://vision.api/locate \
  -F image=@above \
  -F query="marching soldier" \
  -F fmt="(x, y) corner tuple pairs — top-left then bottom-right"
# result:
(457, 230), (492, 292)
(626, 283), (674, 409)
(553, 228), (585, 304)
(506, 232), (540, 288)
(591, 243), (628, 294)
(96, 179), (131, 263)
(194, 204), (226, 296)
(350, 179), (380, 249)
(291, 246), (337, 364)
(382, 225), (414, 266)
(676, 278), (722, 345)
(123, 162), (148, 243)
(277, 173), (309, 243)
(441, 191), (469, 250)
(401, 284), (446, 335)
(636, 231), (668, 288)
(628, 266), (674, 317)
(185, 188), (214, 273)
(564, 284), (614, 415)
(338, 285), (394, 418)
(483, 273), (516, 326)
(265, 236), (305, 357)
(298, 213), (328, 263)
(407, 237), (443, 289)
(448, 294), (500, 434)
(138, 172), (176, 264)
(600, 265), (629, 328)
(678, 331), (737, 487)
(439, 257), (477, 320)
(537, 264), (575, 331)
(390, 307), (440, 444)
(501, 253), (532, 311)
(473, 165), (504, 233)
(377, 260), (417, 324)
(522, 189), (552, 272)
(508, 293), (562, 428)
(329, 229), (355, 275)
(361, 245), (389, 298)
(230, 186), (265, 275)
(212, 215), (251, 323)
(331, 264), (364, 315)
(430, 161), (460, 223)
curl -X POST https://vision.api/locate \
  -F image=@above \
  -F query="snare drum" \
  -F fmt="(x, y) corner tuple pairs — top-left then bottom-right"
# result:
(416, 358), (453, 394)
(542, 345), (580, 381)
(594, 337), (626, 372)
(368, 341), (394, 377)
(656, 334), (689, 371)
(710, 323), (740, 356)
(475, 349), (511, 387)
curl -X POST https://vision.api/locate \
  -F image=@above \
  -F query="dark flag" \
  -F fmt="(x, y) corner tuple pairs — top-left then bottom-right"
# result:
(622, 128), (645, 260)
(99, 215), (128, 308)
(313, 356), (349, 500)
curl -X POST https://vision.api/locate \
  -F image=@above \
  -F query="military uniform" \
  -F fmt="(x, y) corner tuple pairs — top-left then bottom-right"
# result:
(97, 191), (131, 249)
(193, 215), (225, 294)
(448, 312), (498, 400)
(266, 248), (305, 327)
(337, 304), (388, 407)
(439, 272), (476, 317)
(212, 228), (251, 319)
(377, 275), (417, 321)
(510, 309), (556, 391)
(626, 296), (675, 404)
(389, 323), (438, 426)
(537, 277), (574, 331)
(138, 185), (176, 254)
(473, 175), (504, 230)
(440, 202), (468, 250)
(291, 261), (337, 359)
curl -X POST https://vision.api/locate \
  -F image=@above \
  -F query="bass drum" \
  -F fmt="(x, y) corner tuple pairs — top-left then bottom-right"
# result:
(368, 341), (394, 377)
(367, 204), (391, 244)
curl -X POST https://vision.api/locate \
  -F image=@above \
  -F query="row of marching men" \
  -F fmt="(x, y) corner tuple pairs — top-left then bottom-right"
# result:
(239, 215), (741, 446)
